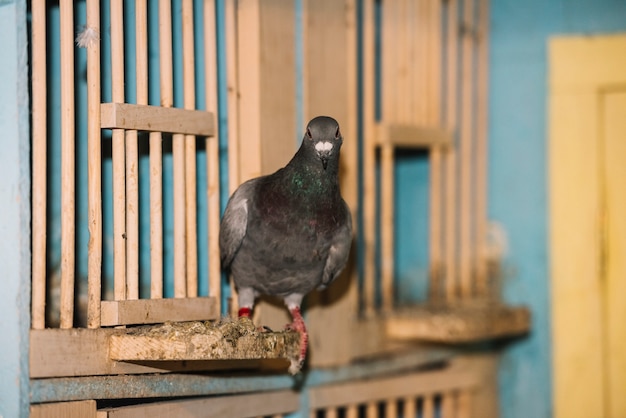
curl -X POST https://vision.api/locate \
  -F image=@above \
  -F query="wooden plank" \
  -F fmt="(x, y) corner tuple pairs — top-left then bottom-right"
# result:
(444, 0), (459, 303)
(204, 0), (221, 313)
(386, 303), (530, 343)
(101, 103), (216, 136)
(109, 320), (300, 362)
(30, 328), (287, 379)
(422, 395), (435, 418)
(100, 297), (219, 326)
(380, 143), (394, 312)
(309, 368), (477, 409)
(99, 390), (298, 418)
(474, 0), (490, 297)
(361, 0), (376, 316)
(459, 0), (475, 299)
(31, 0), (47, 330)
(182, 0), (198, 298)
(111, 0), (127, 302)
(31, 400), (97, 418)
(376, 123), (453, 148)
(87, 0), (103, 328)
(60, 0), (76, 329)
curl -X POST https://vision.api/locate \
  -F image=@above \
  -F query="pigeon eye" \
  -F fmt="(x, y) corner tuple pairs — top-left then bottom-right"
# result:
(335, 127), (340, 139)
(306, 128), (313, 139)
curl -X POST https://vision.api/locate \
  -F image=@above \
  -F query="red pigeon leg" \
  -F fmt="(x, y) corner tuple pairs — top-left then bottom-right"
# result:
(288, 306), (308, 372)
(238, 307), (252, 318)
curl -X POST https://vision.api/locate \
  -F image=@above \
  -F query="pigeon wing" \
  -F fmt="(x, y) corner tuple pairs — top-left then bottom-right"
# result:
(219, 178), (260, 268)
(319, 201), (353, 289)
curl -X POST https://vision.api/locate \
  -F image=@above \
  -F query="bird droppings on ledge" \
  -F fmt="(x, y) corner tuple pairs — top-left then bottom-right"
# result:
(108, 318), (302, 374)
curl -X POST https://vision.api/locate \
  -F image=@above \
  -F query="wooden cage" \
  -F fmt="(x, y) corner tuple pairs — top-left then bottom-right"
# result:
(28, 0), (527, 416)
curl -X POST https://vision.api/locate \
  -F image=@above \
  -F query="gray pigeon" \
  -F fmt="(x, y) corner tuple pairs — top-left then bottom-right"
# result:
(219, 116), (352, 373)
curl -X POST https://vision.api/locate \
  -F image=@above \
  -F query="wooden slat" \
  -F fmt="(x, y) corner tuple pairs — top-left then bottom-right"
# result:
(100, 390), (299, 418)
(386, 303), (531, 343)
(380, 143), (394, 312)
(100, 297), (219, 326)
(101, 103), (216, 136)
(404, 397), (416, 418)
(109, 321), (300, 362)
(474, 0), (490, 297)
(30, 328), (273, 378)
(30, 0), (47, 330)
(60, 0), (76, 328)
(182, 0), (198, 298)
(345, 404), (358, 418)
(31, 400), (97, 418)
(457, 389), (473, 418)
(366, 402), (377, 418)
(422, 395), (435, 418)
(376, 123), (453, 148)
(440, 392), (455, 418)
(308, 368), (477, 409)
(361, 0), (376, 316)
(225, 0), (240, 315)
(87, 0), (103, 328)
(204, 0), (221, 313)
(111, 0), (127, 302)
(150, 128), (164, 299)
(459, 0), (475, 299)
(126, 128), (140, 300)
(444, 0), (459, 302)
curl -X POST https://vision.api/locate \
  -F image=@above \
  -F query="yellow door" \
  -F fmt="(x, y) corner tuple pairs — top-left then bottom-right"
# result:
(549, 35), (626, 418)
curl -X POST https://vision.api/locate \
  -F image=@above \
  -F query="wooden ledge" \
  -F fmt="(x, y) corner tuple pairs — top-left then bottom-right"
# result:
(375, 123), (453, 149)
(109, 319), (300, 363)
(386, 302), (531, 343)
(101, 297), (219, 327)
(101, 102), (216, 136)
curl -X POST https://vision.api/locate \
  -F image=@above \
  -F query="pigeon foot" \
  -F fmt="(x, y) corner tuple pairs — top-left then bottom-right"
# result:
(286, 306), (307, 374)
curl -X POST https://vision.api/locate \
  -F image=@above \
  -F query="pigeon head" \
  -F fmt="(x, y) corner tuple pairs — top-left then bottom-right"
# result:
(302, 116), (342, 171)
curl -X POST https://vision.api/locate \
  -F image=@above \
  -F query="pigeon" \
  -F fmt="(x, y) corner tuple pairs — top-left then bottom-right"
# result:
(219, 116), (353, 373)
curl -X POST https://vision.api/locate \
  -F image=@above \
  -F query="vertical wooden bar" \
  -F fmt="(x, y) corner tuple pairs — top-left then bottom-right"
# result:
(444, 0), (459, 302)
(205, 0), (221, 312)
(60, 0), (76, 328)
(386, 398), (398, 418)
(31, 0), (47, 330)
(362, 0), (376, 316)
(326, 407), (338, 418)
(404, 397), (417, 418)
(422, 395), (435, 418)
(428, 0), (444, 300)
(380, 143), (394, 312)
(345, 404), (358, 418)
(380, 0), (396, 313)
(456, 389), (472, 418)
(87, 0), (103, 328)
(111, 0), (127, 301)
(440, 392), (455, 418)
(125, 0), (148, 301)
(459, 0), (474, 299)
(366, 402), (377, 418)
(182, 0), (198, 297)
(396, 0), (408, 123)
(475, 0), (490, 297)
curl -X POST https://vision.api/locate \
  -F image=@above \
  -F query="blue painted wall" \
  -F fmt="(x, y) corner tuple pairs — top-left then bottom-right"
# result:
(489, 1), (626, 417)
(0, 1), (30, 417)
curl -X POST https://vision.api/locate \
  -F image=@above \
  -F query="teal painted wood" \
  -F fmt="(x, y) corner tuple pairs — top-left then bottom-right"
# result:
(0, 1), (30, 416)
(489, 1), (626, 418)
(30, 348), (453, 404)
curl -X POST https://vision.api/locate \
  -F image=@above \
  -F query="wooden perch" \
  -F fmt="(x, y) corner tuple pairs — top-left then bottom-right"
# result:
(109, 319), (301, 364)
(386, 302), (531, 343)
(375, 123), (453, 149)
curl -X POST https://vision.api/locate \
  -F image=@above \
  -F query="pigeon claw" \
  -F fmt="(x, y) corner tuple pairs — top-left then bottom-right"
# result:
(286, 306), (308, 374)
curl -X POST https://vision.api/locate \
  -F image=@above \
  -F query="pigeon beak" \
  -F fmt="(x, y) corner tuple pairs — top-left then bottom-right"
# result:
(321, 156), (329, 170)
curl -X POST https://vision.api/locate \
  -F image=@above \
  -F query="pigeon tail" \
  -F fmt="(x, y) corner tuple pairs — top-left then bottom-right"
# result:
(287, 306), (307, 375)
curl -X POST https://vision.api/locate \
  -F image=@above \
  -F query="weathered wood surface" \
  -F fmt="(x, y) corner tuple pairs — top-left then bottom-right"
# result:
(387, 302), (531, 343)
(109, 319), (300, 363)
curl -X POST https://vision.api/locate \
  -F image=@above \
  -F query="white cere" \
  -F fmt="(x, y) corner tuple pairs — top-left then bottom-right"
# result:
(315, 141), (333, 152)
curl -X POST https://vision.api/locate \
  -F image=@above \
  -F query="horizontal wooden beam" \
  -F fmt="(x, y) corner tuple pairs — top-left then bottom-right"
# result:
(386, 303), (531, 343)
(109, 319), (300, 362)
(100, 297), (219, 327)
(99, 390), (299, 418)
(376, 123), (453, 149)
(309, 367), (477, 409)
(31, 400), (97, 418)
(101, 103), (216, 136)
